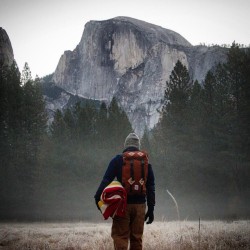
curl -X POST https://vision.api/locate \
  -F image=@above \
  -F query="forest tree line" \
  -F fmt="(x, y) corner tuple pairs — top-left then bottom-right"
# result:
(150, 43), (250, 219)
(0, 43), (249, 220)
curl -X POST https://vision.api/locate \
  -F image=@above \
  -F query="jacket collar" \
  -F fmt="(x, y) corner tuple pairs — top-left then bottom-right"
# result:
(123, 147), (139, 153)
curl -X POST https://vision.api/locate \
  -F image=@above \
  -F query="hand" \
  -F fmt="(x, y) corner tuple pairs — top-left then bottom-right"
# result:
(145, 208), (154, 224)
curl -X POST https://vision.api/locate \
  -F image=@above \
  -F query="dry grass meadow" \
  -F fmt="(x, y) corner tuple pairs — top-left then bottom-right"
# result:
(0, 220), (249, 249)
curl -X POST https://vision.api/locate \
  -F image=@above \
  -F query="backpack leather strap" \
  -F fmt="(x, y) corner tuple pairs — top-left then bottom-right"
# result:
(130, 159), (134, 192)
(141, 159), (145, 193)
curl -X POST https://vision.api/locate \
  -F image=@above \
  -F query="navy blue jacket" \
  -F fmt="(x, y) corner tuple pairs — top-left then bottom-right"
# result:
(94, 147), (155, 210)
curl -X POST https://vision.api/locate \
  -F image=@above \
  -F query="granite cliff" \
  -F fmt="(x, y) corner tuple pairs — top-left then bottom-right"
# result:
(0, 27), (14, 67)
(52, 17), (228, 135)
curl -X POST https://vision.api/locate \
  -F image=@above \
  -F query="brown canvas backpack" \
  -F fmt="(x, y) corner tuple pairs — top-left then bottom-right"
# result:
(122, 151), (149, 195)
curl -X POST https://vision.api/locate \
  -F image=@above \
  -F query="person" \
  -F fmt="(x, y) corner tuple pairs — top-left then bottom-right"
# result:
(94, 132), (155, 250)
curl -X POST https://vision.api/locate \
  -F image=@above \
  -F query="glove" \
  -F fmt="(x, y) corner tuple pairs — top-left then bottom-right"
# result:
(145, 207), (154, 224)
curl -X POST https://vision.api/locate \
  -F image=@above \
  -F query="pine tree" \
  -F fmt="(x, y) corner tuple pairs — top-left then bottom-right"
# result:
(74, 103), (97, 144)
(21, 62), (32, 85)
(141, 128), (151, 153)
(63, 108), (76, 143)
(151, 61), (193, 193)
(226, 43), (250, 158)
(159, 60), (192, 148)
(19, 67), (47, 214)
(202, 71), (216, 115)
(22, 70), (47, 161)
(108, 97), (132, 151)
(0, 62), (23, 219)
(187, 80), (204, 151)
(50, 109), (66, 142)
(96, 102), (109, 144)
(0, 62), (49, 219)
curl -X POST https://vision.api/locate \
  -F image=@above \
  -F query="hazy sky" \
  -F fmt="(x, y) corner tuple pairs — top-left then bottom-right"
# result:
(1, 0), (249, 77)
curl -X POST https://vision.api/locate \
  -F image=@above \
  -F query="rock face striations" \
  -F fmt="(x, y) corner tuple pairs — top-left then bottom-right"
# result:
(53, 17), (228, 135)
(0, 27), (14, 68)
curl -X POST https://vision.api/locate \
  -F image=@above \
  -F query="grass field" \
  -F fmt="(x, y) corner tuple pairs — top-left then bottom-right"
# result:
(0, 220), (249, 249)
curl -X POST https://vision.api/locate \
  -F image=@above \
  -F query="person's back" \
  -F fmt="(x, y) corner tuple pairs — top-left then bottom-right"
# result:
(94, 133), (155, 250)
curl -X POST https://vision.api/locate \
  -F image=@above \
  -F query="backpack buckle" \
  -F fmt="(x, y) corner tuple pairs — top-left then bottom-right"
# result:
(139, 178), (144, 185)
(128, 177), (135, 185)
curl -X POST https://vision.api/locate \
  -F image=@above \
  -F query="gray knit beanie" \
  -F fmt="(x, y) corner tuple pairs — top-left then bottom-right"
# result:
(124, 133), (140, 150)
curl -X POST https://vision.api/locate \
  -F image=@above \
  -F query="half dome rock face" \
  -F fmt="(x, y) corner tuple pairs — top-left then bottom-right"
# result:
(0, 27), (14, 67)
(53, 16), (227, 135)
